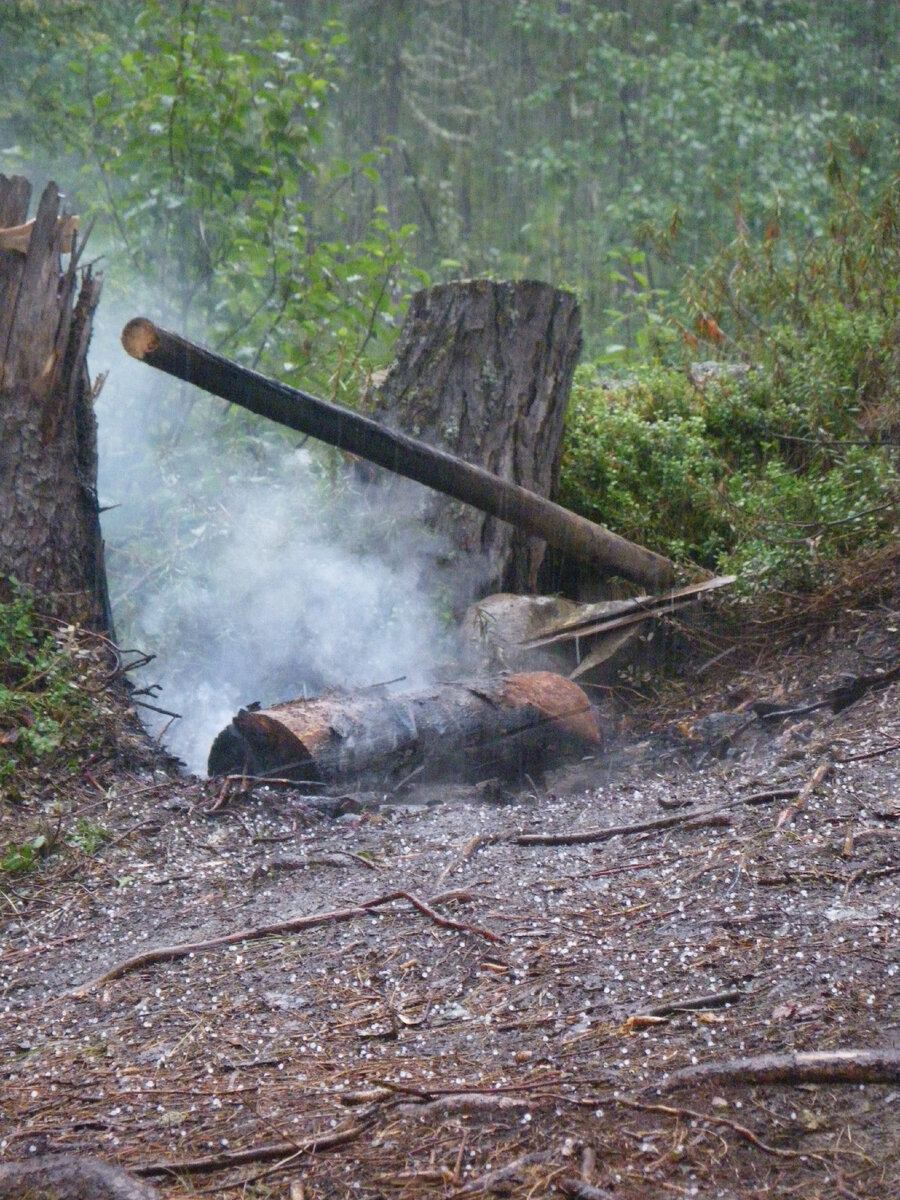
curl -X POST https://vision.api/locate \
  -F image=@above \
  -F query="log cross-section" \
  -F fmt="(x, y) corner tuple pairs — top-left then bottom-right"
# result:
(121, 316), (674, 588)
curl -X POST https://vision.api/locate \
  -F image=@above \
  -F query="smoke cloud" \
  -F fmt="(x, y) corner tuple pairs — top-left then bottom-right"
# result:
(91, 308), (461, 775)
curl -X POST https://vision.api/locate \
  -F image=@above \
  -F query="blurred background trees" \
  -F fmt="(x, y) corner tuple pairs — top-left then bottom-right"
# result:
(1, 0), (897, 604)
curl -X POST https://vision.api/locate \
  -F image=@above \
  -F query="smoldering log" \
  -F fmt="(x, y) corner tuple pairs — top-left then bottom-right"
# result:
(207, 671), (601, 785)
(121, 316), (674, 589)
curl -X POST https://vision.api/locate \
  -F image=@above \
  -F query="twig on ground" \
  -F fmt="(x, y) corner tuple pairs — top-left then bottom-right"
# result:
(515, 806), (726, 846)
(444, 1151), (554, 1198)
(617, 1098), (827, 1163)
(397, 1093), (534, 1118)
(633, 987), (745, 1018)
(776, 755), (833, 827)
(66, 890), (501, 996)
(837, 739), (900, 764)
(654, 1048), (900, 1093)
(741, 787), (800, 806)
(136, 1120), (372, 1180)
(437, 832), (502, 882)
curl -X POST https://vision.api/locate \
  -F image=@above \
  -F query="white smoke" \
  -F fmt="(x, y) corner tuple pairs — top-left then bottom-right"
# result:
(91, 307), (461, 775)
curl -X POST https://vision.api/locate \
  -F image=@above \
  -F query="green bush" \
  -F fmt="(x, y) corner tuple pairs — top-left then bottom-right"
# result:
(558, 155), (900, 593)
(0, 590), (75, 784)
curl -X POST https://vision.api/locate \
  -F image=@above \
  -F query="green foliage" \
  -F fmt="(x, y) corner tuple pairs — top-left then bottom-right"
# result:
(559, 161), (900, 591)
(70, 817), (110, 854)
(59, 2), (422, 391)
(559, 367), (734, 566)
(0, 590), (78, 786)
(1, 831), (54, 874)
(0, 591), (123, 870)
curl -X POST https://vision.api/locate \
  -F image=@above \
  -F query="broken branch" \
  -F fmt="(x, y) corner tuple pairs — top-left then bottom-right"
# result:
(67, 891), (501, 995)
(515, 805), (726, 847)
(655, 1048), (900, 1092)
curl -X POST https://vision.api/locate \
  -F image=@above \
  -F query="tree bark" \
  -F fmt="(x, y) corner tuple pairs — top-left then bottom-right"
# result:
(0, 176), (109, 628)
(207, 671), (601, 785)
(370, 279), (583, 593)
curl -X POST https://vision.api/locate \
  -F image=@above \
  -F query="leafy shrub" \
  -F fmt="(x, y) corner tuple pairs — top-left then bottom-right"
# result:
(0, 590), (75, 784)
(558, 153), (900, 591)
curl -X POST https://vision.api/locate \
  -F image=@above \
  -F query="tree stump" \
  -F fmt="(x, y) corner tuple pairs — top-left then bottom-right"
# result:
(0, 176), (109, 627)
(369, 279), (582, 596)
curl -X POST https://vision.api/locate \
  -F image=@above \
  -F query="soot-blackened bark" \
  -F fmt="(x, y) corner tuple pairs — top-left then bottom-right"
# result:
(207, 671), (601, 785)
(0, 176), (109, 628)
(370, 279), (583, 594)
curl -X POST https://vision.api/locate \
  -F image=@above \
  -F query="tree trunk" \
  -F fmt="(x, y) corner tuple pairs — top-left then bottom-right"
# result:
(207, 671), (601, 786)
(0, 176), (109, 628)
(370, 279), (583, 595)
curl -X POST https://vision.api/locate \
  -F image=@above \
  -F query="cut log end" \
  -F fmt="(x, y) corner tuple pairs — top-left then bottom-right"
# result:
(121, 317), (160, 361)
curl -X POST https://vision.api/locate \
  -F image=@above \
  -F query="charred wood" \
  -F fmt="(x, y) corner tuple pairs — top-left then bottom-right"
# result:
(207, 671), (601, 785)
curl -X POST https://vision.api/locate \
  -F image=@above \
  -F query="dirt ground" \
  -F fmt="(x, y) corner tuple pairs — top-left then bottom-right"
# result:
(2, 579), (900, 1199)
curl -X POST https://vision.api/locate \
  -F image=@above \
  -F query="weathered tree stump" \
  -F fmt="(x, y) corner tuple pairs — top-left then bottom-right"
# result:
(0, 175), (109, 628)
(369, 279), (582, 595)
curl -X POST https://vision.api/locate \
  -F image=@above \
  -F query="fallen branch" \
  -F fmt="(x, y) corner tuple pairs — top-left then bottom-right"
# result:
(67, 890), (501, 996)
(122, 316), (674, 587)
(445, 1151), (554, 1198)
(135, 1121), (371, 1178)
(616, 1098), (824, 1163)
(776, 755), (833, 827)
(837, 739), (900, 764)
(741, 787), (800, 806)
(634, 987), (745, 1019)
(398, 1092), (534, 1118)
(515, 805), (725, 847)
(437, 832), (503, 883)
(655, 1048), (900, 1093)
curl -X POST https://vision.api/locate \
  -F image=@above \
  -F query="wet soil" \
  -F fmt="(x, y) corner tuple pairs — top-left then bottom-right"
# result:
(1, 588), (899, 1199)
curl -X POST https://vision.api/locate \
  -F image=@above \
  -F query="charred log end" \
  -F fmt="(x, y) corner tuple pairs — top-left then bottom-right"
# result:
(207, 708), (321, 781)
(501, 671), (602, 748)
(121, 317), (160, 361)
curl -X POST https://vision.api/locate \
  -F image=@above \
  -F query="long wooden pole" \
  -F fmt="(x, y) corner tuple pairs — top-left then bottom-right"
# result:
(121, 318), (675, 588)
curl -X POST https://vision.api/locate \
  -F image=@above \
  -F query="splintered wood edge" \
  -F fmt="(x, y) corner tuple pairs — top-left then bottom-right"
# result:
(121, 317), (160, 360)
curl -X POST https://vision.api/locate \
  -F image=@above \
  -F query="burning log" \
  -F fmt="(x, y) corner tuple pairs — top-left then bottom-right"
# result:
(121, 316), (674, 589)
(207, 671), (601, 785)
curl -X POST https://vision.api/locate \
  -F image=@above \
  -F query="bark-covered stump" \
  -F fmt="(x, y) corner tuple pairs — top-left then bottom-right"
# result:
(0, 175), (108, 627)
(369, 279), (582, 597)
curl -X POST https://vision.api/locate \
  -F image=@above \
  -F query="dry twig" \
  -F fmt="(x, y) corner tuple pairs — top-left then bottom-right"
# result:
(655, 1048), (900, 1092)
(515, 806), (726, 846)
(135, 1121), (372, 1179)
(633, 987), (745, 1019)
(67, 890), (500, 996)
(776, 755), (833, 827)
(616, 1098), (826, 1163)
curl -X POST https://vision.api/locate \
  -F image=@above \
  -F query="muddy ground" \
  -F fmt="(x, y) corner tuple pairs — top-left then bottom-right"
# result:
(2, 582), (900, 1199)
